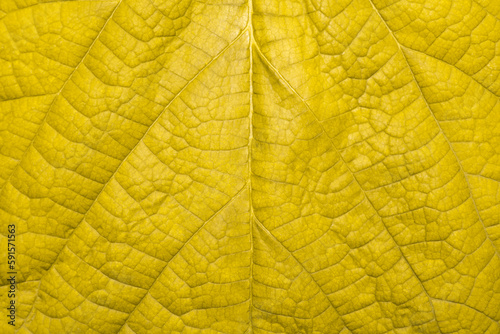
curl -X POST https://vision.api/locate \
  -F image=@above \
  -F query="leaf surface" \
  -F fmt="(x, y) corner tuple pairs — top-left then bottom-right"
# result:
(1, 0), (499, 333)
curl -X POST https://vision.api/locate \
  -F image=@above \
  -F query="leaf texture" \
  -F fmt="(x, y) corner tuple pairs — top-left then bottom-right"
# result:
(0, 0), (499, 333)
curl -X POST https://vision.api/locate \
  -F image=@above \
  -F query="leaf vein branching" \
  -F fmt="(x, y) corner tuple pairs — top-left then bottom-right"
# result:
(366, 0), (500, 260)
(18, 28), (249, 332)
(253, 37), (440, 333)
(253, 218), (352, 333)
(114, 185), (248, 333)
(26, 185), (248, 332)
(0, 0), (123, 192)
(401, 45), (500, 99)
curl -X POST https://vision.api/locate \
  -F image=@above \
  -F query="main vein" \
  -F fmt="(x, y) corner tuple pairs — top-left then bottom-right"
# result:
(248, 0), (255, 331)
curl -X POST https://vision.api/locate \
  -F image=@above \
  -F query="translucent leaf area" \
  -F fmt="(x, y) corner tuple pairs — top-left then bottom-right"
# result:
(1, 0), (499, 333)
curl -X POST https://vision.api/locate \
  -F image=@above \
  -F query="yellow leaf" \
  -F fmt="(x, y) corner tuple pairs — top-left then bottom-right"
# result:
(1, 0), (499, 333)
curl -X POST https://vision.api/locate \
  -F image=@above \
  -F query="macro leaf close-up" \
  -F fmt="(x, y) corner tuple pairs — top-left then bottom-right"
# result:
(1, 0), (500, 333)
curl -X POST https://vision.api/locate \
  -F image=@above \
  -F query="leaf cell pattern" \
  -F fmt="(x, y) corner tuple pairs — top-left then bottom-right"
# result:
(0, 0), (499, 333)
